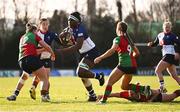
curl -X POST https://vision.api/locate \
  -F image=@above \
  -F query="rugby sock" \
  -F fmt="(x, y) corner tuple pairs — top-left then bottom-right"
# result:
(86, 85), (96, 97)
(41, 90), (48, 96)
(160, 80), (164, 87)
(119, 91), (131, 99)
(102, 85), (112, 102)
(130, 83), (145, 93)
(14, 90), (20, 96)
(32, 80), (39, 89)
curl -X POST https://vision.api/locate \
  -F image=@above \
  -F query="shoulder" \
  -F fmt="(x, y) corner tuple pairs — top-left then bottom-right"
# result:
(170, 33), (177, 38)
(47, 31), (58, 37)
(77, 24), (86, 32)
(113, 36), (120, 44)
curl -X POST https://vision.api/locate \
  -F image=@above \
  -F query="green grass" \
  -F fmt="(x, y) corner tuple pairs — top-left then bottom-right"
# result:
(0, 76), (180, 112)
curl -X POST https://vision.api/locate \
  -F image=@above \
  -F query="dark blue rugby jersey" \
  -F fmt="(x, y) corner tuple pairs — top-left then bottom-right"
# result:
(151, 32), (180, 56)
(71, 23), (95, 54)
(37, 30), (58, 59)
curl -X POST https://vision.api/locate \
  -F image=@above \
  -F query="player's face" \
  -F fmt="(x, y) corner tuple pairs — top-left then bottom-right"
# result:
(68, 19), (78, 29)
(39, 21), (49, 32)
(163, 24), (171, 33)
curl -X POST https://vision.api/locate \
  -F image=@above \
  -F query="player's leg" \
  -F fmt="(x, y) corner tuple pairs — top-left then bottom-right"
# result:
(32, 67), (49, 102)
(98, 90), (139, 102)
(167, 65), (180, 85)
(29, 76), (39, 100)
(44, 67), (51, 99)
(76, 58), (104, 101)
(81, 78), (97, 101)
(7, 71), (29, 101)
(77, 58), (104, 86)
(155, 60), (170, 93)
(121, 74), (132, 90)
(99, 67), (124, 103)
(30, 59), (51, 100)
(161, 90), (180, 102)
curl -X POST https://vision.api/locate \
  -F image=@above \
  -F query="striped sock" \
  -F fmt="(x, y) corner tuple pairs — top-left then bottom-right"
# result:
(88, 89), (96, 97)
(160, 80), (164, 87)
(102, 85), (112, 102)
(130, 83), (144, 93)
(14, 90), (20, 96)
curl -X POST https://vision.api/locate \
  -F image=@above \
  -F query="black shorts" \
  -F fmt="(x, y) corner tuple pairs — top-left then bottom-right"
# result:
(80, 47), (100, 61)
(19, 56), (43, 74)
(40, 59), (51, 68)
(117, 65), (137, 74)
(175, 45), (180, 54)
(152, 93), (162, 102)
(162, 54), (175, 65)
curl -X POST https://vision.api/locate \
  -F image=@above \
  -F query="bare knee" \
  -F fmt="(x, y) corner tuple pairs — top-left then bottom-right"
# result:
(155, 69), (161, 75)
(21, 73), (29, 80)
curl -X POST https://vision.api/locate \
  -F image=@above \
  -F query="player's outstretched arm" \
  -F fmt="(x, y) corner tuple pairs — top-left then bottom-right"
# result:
(94, 44), (117, 64)
(147, 36), (159, 47)
(39, 40), (55, 61)
(36, 48), (46, 55)
(132, 46), (140, 57)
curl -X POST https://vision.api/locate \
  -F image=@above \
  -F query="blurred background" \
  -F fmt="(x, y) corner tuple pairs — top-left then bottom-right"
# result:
(0, 0), (180, 76)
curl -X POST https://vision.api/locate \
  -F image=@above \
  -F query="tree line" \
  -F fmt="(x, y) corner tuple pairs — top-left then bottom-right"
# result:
(0, 0), (180, 69)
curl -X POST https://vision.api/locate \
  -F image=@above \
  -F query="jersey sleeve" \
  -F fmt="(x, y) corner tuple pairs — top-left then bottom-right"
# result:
(51, 32), (58, 39)
(53, 32), (60, 43)
(113, 37), (120, 45)
(151, 35), (159, 47)
(35, 35), (42, 42)
(77, 26), (86, 38)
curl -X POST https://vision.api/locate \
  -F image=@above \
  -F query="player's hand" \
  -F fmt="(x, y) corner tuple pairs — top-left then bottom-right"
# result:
(147, 42), (153, 47)
(36, 48), (46, 55)
(132, 51), (138, 57)
(51, 53), (56, 61)
(94, 57), (102, 64)
(132, 46), (140, 58)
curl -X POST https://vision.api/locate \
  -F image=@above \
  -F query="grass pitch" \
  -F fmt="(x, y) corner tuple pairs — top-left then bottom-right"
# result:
(0, 76), (180, 112)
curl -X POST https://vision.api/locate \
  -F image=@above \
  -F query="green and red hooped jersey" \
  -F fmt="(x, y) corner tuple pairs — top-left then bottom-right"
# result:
(18, 32), (42, 61)
(113, 36), (137, 67)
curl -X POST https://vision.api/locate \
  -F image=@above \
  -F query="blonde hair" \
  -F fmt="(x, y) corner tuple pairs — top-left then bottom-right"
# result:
(26, 22), (37, 33)
(39, 18), (49, 25)
(163, 19), (172, 28)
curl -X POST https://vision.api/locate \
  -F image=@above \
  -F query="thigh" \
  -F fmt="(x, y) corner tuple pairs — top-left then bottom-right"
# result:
(167, 65), (177, 76)
(156, 60), (171, 72)
(80, 58), (95, 69)
(106, 67), (124, 86)
(32, 67), (47, 80)
(161, 93), (176, 102)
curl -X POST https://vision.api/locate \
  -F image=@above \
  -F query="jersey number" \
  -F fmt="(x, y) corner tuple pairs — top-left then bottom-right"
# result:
(127, 45), (132, 55)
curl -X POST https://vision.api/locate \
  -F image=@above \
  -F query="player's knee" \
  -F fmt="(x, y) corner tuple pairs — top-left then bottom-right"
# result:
(22, 74), (28, 80)
(155, 69), (161, 75)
